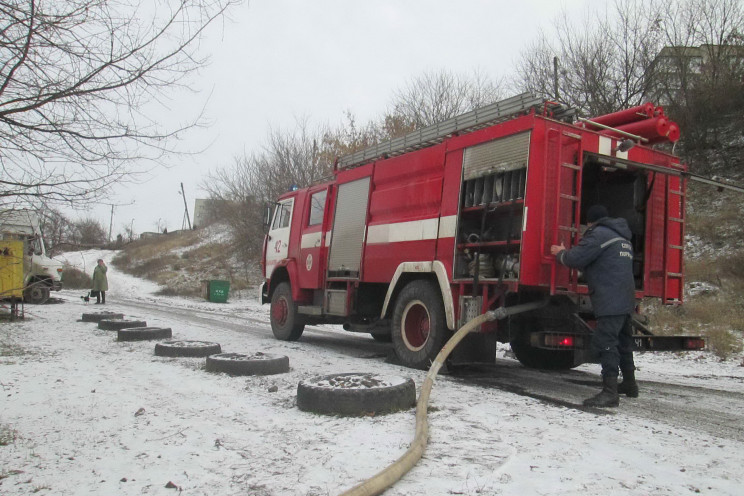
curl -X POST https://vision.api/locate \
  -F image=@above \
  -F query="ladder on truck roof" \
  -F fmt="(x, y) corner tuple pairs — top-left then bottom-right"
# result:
(336, 92), (576, 169)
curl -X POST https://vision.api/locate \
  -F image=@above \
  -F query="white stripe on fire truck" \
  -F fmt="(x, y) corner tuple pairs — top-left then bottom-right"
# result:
(438, 215), (457, 238)
(366, 215), (457, 244)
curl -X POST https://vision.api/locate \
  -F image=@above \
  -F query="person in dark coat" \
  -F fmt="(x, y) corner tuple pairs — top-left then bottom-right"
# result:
(92, 259), (109, 304)
(550, 205), (638, 407)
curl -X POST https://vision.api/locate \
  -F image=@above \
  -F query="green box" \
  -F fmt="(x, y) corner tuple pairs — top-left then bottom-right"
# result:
(208, 280), (230, 303)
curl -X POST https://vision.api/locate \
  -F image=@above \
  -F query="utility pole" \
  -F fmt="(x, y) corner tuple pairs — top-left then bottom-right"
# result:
(108, 204), (114, 242)
(180, 182), (192, 230)
(103, 200), (135, 243)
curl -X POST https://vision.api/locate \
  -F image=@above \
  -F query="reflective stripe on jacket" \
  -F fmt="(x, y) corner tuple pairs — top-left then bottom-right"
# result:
(557, 217), (635, 316)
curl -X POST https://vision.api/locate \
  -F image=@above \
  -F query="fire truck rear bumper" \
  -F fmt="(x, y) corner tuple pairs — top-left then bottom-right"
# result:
(632, 335), (705, 351)
(529, 331), (705, 352)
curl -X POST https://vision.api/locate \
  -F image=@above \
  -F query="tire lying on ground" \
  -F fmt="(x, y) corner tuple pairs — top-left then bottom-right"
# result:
(82, 312), (124, 322)
(297, 373), (416, 416)
(206, 352), (290, 376)
(98, 319), (147, 330)
(117, 327), (173, 342)
(154, 340), (222, 358)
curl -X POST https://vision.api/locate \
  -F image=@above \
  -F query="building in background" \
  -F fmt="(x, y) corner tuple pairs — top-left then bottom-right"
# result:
(649, 44), (744, 105)
(193, 199), (232, 229)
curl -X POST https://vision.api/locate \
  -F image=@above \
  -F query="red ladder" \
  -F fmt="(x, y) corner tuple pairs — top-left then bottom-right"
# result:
(662, 174), (685, 304)
(550, 130), (584, 294)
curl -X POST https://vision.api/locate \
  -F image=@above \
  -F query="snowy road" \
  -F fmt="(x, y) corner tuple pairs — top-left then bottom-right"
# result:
(116, 294), (744, 445)
(3, 249), (743, 495)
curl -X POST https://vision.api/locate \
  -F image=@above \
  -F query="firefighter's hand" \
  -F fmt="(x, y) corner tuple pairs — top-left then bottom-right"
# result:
(550, 243), (566, 256)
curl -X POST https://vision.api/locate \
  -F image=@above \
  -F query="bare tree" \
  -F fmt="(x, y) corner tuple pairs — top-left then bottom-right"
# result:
(0, 0), (239, 209)
(154, 218), (168, 234)
(202, 119), (337, 260)
(517, 0), (663, 116)
(72, 217), (107, 245)
(649, 0), (744, 149)
(201, 162), (263, 259)
(122, 222), (135, 243)
(37, 205), (73, 252)
(387, 69), (504, 129)
(516, 0), (743, 157)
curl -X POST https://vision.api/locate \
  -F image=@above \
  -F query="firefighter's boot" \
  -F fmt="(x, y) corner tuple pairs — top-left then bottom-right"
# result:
(618, 368), (639, 398)
(583, 375), (619, 408)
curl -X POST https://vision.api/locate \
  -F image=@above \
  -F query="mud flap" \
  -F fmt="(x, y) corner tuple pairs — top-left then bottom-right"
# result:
(449, 332), (498, 365)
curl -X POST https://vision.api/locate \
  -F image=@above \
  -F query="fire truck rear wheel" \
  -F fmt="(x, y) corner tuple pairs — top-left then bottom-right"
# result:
(391, 280), (450, 370)
(270, 282), (305, 341)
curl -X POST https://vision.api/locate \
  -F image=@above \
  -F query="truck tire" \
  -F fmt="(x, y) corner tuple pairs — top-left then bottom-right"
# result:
(206, 352), (289, 376)
(391, 280), (450, 370)
(154, 340), (222, 358)
(117, 327), (172, 342)
(509, 313), (577, 370)
(98, 319), (147, 331)
(270, 282), (305, 341)
(297, 373), (415, 416)
(24, 285), (50, 304)
(81, 312), (124, 322)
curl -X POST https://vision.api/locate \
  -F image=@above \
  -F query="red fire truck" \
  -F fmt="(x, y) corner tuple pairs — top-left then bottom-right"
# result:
(260, 93), (708, 370)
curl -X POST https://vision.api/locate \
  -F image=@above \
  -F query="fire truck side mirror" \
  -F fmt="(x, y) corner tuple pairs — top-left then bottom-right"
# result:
(263, 204), (273, 231)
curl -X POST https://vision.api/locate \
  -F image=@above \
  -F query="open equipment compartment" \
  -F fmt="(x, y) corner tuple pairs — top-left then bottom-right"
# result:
(578, 157), (648, 290)
(454, 131), (529, 282)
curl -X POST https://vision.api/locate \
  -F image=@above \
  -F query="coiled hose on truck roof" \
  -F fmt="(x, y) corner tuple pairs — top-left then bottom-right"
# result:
(339, 299), (547, 496)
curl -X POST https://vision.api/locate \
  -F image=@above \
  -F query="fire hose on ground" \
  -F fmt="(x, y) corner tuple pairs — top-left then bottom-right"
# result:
(339, 299), (548, 496)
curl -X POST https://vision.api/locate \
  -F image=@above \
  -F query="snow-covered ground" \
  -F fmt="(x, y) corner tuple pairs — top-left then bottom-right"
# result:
(1, 250), (743, 495)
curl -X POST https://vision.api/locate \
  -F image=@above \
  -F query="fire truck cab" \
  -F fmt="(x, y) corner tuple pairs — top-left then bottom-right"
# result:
(261, 93), (703, 370)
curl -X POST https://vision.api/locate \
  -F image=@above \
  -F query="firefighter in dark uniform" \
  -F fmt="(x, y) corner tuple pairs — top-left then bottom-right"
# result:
(550, 205), (639, 407)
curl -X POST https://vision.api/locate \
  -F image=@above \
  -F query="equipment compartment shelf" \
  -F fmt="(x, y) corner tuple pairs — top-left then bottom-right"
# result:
(461, 199), (524, 214)
(458, 240), (521, 249)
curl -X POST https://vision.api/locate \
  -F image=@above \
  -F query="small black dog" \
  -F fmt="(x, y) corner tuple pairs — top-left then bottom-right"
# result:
(80, 292), (91, 304)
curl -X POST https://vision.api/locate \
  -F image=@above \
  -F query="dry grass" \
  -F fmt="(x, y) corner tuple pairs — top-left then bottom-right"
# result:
(669, 186), (744, 361)
(61, 267), (92, 290)
(0, 424), (17, 446)
(649, 299), (743, 360)
(687, 202), (744, 245)
(648, 251), (744, 360)
(686, 182), (744, 250)
(123, 230), (202, 257)
(111, 225), (259, 299)
(0, 332), (27, 357)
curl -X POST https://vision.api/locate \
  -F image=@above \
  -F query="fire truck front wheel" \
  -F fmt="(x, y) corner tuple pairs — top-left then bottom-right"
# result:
(391, 280), (450, 370)
(270, 282), (305, 341)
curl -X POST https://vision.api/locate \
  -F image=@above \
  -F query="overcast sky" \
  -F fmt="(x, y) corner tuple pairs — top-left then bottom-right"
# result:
(90, 0), (596, 236)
